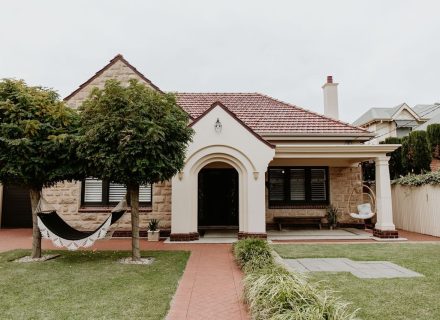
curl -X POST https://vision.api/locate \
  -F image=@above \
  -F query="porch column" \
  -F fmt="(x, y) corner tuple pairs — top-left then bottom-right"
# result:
(238, 171), (267, 240)
(374, 156), (398, 238)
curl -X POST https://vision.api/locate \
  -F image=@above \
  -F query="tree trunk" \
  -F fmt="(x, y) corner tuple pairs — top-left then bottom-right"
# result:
(128, 183), (141, 261)
(29, 187), (42, 259)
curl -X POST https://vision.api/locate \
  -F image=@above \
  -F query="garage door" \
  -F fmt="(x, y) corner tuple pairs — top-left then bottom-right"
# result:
(1, 185), (32, 228)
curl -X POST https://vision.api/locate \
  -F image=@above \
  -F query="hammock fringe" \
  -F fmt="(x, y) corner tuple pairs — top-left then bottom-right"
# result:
(36, 197), (127, 251)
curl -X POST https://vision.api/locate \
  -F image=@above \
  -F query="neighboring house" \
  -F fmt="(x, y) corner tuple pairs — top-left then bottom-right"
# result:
(0, 55), (400, 239)
(353, 103), (440, 144)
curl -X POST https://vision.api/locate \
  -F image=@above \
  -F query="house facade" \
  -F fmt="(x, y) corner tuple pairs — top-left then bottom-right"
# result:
(353, 103), (440, 144)
(0, 55), (400, 239)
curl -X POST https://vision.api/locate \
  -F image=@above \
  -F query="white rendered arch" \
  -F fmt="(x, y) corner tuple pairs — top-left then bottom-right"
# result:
(170, 103), (275, 240)
(190, 152), (249, 233)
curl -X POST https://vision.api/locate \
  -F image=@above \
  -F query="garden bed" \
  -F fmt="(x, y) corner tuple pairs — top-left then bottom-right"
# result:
(233, 238), (356, 319)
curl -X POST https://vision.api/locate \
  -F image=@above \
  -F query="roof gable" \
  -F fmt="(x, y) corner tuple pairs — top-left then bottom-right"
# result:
(64, 54), (162, 108)
(353, 103), (419, 126)
(391, 103), (420, 121)
(189, 101), (274, 148)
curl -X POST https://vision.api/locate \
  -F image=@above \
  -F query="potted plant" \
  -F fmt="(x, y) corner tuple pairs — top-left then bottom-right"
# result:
(147, 219), (160, 241)
(326, 205), (339, 230)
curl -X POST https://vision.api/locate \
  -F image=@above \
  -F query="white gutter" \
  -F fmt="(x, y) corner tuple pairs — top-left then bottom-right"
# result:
(275, 144), (400, 159)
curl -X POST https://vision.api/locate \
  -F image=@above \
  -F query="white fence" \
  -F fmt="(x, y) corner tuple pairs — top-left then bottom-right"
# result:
(392, 184), (440, 237)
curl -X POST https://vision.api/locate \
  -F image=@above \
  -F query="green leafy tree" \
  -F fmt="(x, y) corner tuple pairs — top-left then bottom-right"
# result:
(402, 131), (432, 174)
(0, 79), (81, 258)
(380, 137), (404, 178)
(427, 124), (440, 159)
(363, 137), (404, 181)
(77, 79), (193, 261)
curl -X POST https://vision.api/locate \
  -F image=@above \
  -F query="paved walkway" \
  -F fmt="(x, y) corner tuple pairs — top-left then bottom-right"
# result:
(285, 258), (423, 279)
(0, 229), (249, 320)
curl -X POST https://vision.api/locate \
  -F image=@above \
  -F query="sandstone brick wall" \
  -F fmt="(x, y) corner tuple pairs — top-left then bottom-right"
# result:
(266, 166), (363, 225)
(43, 181), (171, 231)
(66, 59), (153, 109)
(42, 181), (80, 219)
(329, 167), (363, 224)
(151, 181), (172, 229)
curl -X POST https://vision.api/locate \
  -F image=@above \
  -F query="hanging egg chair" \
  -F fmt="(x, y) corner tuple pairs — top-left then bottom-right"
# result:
(348, 184), (376, 220)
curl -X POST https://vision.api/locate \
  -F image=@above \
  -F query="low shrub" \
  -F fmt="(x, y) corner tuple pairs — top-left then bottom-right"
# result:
(233, 238), (273, 272)
(234, 239), (357, 320)
(244, 267), (356, 320)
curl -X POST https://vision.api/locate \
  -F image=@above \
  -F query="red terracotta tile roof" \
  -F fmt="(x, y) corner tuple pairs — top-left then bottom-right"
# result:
(175, 93), (370, 135)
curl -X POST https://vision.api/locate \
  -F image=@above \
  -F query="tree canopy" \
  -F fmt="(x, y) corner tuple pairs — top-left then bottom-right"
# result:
(427, 123), (440, 159)
(0, 79), (81, 188)
(380, 136), (404, 179)
(402, 131), (432, 174)
(0, 78), (82, 258)
(77, 79), (193, 260)
(77, 79), (193, 186)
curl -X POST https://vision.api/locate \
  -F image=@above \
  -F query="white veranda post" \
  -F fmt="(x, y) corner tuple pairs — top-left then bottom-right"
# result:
(374, 156), (396, 231)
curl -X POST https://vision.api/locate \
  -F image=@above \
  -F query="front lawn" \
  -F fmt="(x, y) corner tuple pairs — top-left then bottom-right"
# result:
(0, 250), (189, 320)
(273, 243), (440, 320)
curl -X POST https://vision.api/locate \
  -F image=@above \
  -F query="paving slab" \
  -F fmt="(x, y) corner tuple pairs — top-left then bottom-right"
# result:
(285, 258), (423, 279)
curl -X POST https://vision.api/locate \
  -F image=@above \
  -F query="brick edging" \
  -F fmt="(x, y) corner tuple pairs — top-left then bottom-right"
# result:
(170, 232), (200, 241)
(373, 229), (399, 239)
(237, 232), (268, 240)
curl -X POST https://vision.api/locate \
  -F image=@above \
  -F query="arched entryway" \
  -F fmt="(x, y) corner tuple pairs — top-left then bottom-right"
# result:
(198, 162), (239, 231)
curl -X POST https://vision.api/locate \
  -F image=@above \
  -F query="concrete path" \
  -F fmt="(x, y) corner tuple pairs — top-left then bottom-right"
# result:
(285, 258), (423, 279)
(0, 229), (249, 320)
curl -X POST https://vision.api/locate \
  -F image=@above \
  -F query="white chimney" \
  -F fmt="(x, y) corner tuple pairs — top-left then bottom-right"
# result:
(322, 75), (339, 120)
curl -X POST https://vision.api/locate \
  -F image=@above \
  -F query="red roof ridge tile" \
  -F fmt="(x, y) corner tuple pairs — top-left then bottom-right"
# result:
(64, 54), (163, 101)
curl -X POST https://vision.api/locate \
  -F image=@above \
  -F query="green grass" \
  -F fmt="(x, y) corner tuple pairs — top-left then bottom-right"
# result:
(273, 243), (440, 320)
(0, 250), (189, 320)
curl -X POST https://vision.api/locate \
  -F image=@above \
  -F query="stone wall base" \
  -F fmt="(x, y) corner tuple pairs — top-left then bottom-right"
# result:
(170, 232), (200, 241)
(112, 229), (171, 238)
(237, 232), (268, 240)
(373, 229), (399, 239)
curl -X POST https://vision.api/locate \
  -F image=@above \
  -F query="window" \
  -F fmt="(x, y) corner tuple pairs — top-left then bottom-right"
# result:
(268, 167), (329, 207)
(82, 178), (152, 206)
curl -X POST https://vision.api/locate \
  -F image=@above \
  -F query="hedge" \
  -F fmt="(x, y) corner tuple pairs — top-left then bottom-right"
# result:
(392, 170), (440, 186)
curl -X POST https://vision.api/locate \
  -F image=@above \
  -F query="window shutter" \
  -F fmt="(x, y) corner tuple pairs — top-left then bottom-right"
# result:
(139, 185), (152, 203)
(290, 169), (305, 201)
(84, 178), (103, 203)
(310, 169), (327, 201)
(109, 183), (126, 203)
(269, 169), (285, 201)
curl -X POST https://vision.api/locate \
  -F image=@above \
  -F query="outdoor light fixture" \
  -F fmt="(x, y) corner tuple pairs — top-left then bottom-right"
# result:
(214, 118), (222, 133)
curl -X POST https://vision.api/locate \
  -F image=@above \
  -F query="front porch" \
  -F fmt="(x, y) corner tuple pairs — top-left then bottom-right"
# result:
(168, 100), (400, 241)
(166, 228), (375, 243)
(170, 143), (400, 241)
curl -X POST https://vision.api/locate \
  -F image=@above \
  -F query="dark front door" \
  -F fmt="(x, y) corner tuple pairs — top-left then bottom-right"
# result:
(1, 185), (32, 228)
(198, 168), (239, 227)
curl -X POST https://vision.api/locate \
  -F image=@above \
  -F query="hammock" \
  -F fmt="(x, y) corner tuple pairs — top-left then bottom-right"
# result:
(36, 197), (127, 251)
(348, 184), (376, 220)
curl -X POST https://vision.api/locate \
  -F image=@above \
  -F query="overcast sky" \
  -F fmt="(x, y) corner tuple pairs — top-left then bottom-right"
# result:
(1, 0), (439, 123)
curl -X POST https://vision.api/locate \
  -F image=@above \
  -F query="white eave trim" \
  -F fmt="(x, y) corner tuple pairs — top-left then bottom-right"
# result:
(275, 144), (400, 159)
